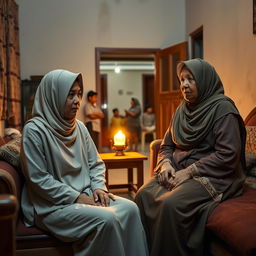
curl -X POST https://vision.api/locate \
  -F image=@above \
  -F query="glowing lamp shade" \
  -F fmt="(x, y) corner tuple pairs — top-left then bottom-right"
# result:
(112, 130), (127, 156)
(114, 130), (126, 145)
(114, 66), (121, 73)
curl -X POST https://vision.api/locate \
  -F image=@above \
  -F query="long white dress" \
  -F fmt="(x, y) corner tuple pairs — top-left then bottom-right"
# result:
(21, 120), (148, 256)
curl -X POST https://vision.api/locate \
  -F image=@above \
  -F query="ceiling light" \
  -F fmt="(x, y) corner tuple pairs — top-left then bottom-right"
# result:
(114, 66), (121, 73)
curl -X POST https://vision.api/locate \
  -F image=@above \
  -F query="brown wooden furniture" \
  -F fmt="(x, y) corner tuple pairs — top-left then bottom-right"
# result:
(0, 154), (72, 256)
(100, 152), (148, 192)
(0, 194), (18, 256)
(149, 107), (256, 256)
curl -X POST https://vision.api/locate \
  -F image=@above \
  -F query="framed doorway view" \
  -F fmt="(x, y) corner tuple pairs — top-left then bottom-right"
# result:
(95, 48), (158, 151)
(95, 44), (188, 151)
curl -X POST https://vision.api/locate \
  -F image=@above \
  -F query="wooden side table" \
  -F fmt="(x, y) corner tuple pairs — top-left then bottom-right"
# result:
(99, 152), (148, 193)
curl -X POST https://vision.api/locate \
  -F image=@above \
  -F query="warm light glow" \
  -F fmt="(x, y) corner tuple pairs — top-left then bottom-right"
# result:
(114, 66), (121, 73)
(114, 130), (126, 145)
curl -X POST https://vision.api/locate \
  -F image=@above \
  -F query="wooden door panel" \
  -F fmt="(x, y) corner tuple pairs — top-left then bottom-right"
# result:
(158, 92), (182, 138)
(155, 42), (187, 139)
(100, 74), (109, 149)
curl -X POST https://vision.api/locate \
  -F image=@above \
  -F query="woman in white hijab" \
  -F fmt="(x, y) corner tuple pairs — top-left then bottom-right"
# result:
(21, 69), (148, 256)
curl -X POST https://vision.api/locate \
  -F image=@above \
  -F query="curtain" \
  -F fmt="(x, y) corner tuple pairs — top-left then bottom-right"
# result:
(0, 0), (21, 130)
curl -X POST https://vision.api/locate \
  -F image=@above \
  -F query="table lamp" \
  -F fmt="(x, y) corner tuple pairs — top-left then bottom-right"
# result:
(112, 130), (127, 156)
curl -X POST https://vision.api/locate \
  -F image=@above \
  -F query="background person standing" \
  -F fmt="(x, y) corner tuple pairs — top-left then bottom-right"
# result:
(84, 90), (104, 149)
(125, 97), (141, 152)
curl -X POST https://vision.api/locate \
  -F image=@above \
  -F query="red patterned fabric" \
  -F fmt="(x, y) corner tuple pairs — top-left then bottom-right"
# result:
(207, 186), (256, 255)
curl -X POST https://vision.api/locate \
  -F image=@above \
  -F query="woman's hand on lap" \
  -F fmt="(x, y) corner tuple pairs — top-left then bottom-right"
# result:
(157, 161), (176, 186)
(93, 189), (115, 207)
(167, 168), (191, 190)
(75, 194), (98, 206)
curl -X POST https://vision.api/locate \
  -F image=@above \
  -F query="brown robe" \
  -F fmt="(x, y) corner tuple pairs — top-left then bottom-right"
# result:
(135, 113), (245, 256)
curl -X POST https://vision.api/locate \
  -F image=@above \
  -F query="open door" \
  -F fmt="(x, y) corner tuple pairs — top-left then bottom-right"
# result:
(155, 42), (188, 139)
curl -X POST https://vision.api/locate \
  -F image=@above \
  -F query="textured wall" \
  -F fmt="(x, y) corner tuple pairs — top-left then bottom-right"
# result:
(186, 0), (256, 118)
(16, 0), (186, 122)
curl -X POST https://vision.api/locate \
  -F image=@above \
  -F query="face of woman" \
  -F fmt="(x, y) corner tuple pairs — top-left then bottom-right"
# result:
(63, 81), (82, 121)
(179, 67), (198, 104)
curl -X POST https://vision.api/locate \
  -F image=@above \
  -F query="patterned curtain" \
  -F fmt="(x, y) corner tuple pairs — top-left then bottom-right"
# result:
(0, 0), (21, 130)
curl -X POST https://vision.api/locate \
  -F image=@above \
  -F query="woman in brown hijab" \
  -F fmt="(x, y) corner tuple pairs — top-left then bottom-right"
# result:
(135, 59), (246, 256)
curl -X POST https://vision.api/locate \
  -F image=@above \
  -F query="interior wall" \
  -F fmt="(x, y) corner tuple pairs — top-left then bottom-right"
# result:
(102, 70), (154, 124)
(186, 0), (256, 118)
(16, 0), (186, 122)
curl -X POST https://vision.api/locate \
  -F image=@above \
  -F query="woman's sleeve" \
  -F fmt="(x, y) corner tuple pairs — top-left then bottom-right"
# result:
(154, 128), (176, 173)
(21, 126), (80, 205)
(191, 114), (242, 178)
(84, 128), (108, 192)
(132, 106), (141, 117)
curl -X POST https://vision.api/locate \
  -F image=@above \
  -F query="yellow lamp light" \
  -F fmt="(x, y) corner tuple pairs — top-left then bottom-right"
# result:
(112, 130), (127, 155)
(114, 130), (125, 145)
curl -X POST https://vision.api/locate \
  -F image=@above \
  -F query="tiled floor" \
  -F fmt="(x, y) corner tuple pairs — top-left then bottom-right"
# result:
(102, 142), (152, 200)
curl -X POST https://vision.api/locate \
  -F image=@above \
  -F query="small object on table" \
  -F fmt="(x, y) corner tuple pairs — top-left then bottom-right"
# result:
(112, 130), (127, 156)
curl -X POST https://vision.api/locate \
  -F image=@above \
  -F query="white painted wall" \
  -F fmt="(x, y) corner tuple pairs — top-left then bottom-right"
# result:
(186, 0), (256, 118)
(102, 70), (154, 124)
(16, 0), (186, 122)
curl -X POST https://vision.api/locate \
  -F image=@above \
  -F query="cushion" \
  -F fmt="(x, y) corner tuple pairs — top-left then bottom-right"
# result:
(245, 152), (256, 177)
(245, 176), (256, 189)
(0, 137), (21, 167)
(245, 126), (256, 154)
(207, 187), (256, 255)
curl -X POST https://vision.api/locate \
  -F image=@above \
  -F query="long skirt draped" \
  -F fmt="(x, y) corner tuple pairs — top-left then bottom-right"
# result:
(135, 178), (218, 256)
(35, 196), (148, 256)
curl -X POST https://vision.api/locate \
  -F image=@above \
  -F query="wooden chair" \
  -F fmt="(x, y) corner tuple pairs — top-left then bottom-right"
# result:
(141, 130), (156, 152)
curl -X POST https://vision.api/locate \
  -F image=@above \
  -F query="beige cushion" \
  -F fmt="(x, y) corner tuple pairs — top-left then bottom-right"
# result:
(0, 137), (21, 167)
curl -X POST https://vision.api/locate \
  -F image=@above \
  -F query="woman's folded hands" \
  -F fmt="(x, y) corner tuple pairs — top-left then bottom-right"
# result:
(157, 161), (192, 190)
(75, 189), (115, 207)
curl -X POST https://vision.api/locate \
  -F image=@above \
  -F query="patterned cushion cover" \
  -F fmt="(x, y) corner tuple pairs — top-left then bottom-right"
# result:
(0, 137), (21, 167)
(245, 126), (256, 154)
(245, 176), (256, 189)
(245, 152), (256, 176)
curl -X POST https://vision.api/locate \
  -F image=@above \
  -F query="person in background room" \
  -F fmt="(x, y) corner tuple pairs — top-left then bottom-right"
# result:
(135, 59), (246, 256)
(110, 108), (126, 138)
(84, 90), (104, 149)
(21, 69), (149, 256)
(125, 97), (141, 152)
(141, 105), (155, 132)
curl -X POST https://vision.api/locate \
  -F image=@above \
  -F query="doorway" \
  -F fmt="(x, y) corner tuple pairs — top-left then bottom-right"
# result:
(95, 48), (159, 151)
(190, 26), (203, 59)
(95, 43), (187, 150)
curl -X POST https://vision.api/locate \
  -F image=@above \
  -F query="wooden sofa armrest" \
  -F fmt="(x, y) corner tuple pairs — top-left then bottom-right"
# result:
(149, 139), (162, 177)
(0, 169), (17, 195)
(0, 194), (18, 256)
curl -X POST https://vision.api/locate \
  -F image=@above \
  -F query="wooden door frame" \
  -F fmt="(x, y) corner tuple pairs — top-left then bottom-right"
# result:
(190, 26), (203, 59)
(95, 47), (159, 150)
(155, 42), (188, 138)
(142, 74), (155, 111)
(95, 47), (159, 101)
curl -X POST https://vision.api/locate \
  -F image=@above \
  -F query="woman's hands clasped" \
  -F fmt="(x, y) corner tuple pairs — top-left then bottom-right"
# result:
(157, 161), (191, 190)
(75, 189), (115, 207)
(157, 161), (176, 186)
(93, 189), (115, 206)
